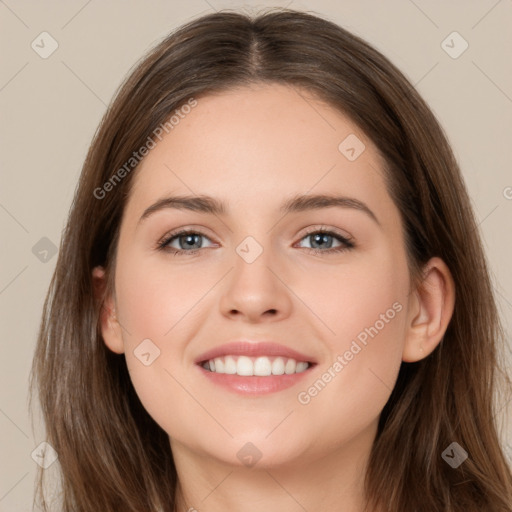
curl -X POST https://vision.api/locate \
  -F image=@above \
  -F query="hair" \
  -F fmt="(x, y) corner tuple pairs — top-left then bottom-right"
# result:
(29, 7), (512, 512)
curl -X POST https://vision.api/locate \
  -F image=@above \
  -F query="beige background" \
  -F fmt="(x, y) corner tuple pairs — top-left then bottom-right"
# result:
(1, 0), (511, 509)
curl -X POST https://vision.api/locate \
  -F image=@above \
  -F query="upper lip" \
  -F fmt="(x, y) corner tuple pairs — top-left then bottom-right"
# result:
(194, 341), (317, 365)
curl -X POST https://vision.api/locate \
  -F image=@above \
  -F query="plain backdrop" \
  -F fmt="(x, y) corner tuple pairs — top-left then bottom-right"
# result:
(1, 1), (511, 510)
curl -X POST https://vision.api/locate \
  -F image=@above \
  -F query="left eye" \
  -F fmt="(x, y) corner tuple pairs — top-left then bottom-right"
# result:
(296, 230), (352, 251)
(157, 229), (354, 255)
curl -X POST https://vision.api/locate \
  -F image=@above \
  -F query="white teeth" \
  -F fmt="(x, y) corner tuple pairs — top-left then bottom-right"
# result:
(237, 356), (253, 376)
(284, 358), (296, 374)
(271, 357), (285, 375)
(254, 356), (272, 376)
(213, 357), (224, 373)
(224, 356), (237, 374)
(296, 361), (308, 373)
(201, 355), (310, 376)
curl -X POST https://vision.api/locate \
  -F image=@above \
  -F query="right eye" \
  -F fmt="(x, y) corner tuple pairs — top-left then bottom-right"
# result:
(157, 229), (216, 256)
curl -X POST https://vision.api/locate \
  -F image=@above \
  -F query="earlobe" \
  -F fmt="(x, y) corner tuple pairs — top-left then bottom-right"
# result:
(402, 257), (455, 363)
(92, 266), (125, 355)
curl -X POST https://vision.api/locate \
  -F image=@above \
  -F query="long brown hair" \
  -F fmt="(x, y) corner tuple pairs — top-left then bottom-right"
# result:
(29, 8), (512, 511)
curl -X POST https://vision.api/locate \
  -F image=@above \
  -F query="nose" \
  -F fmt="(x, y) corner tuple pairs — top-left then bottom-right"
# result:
(218, 241), (293, 323)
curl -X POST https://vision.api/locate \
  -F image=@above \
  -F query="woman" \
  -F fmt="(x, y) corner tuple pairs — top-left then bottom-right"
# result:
(30, 8), (512, 511)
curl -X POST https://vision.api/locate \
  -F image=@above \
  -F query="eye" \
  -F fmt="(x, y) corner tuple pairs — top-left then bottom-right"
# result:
(157, 229), (216, 256)
(295, 228), (355, 255)
(157, 227), (355, 256)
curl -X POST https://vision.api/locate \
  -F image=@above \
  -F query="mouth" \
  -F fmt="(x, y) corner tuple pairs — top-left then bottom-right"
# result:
(194, 341), (318, 395)
(197, 355), (315, 376)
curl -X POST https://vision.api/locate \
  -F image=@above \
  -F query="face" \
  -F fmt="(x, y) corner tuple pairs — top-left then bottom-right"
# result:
(101, 83), (414, 469)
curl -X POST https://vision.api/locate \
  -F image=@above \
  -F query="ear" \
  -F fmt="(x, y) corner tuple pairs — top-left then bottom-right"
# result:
(92, 266), (125, 354)
(402, 257), (455, 362)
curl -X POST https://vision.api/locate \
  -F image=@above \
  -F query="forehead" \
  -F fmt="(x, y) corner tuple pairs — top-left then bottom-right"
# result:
(125, 83), (396, 225)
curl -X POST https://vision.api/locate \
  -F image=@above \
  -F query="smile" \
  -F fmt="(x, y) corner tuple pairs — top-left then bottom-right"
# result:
(200, 355), (311, 376)
(197, 355), (317, 395)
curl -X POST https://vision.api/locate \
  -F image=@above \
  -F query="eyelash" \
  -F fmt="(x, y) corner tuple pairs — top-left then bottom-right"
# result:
(156, 227), (355, 257)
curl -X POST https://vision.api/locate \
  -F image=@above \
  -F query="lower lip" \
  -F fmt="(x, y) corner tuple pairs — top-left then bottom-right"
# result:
(197, 364), (314, 395)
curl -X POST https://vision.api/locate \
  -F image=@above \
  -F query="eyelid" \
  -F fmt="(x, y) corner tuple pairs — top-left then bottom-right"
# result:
(299, 224), (353, 241)
(156, 225), (218, 247)
(158, 224), (352, 243)
(156, 224), (355, 254)
(294, 226), (355, 252)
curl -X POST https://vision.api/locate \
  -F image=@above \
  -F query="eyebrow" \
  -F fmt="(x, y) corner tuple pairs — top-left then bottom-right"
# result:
(138, 193), (380, 226)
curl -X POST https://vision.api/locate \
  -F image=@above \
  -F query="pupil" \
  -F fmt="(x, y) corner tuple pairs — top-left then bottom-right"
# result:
(182, 234), (200, 249)
(312, 233), (332, 249)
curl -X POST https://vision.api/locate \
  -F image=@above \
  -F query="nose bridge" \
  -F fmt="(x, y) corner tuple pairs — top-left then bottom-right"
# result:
(231, 233), (277, 292)
(219, 232), (292, 320)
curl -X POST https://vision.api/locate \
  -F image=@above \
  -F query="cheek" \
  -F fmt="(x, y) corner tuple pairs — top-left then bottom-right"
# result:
(114, 250), (206, 343)
(296, 242), (408, 358)
(297, 250), (408, 437)
(113, 252), (209, 436)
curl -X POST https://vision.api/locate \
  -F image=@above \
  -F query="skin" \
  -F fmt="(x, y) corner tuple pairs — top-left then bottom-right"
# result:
(93, 83), (455, 512)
